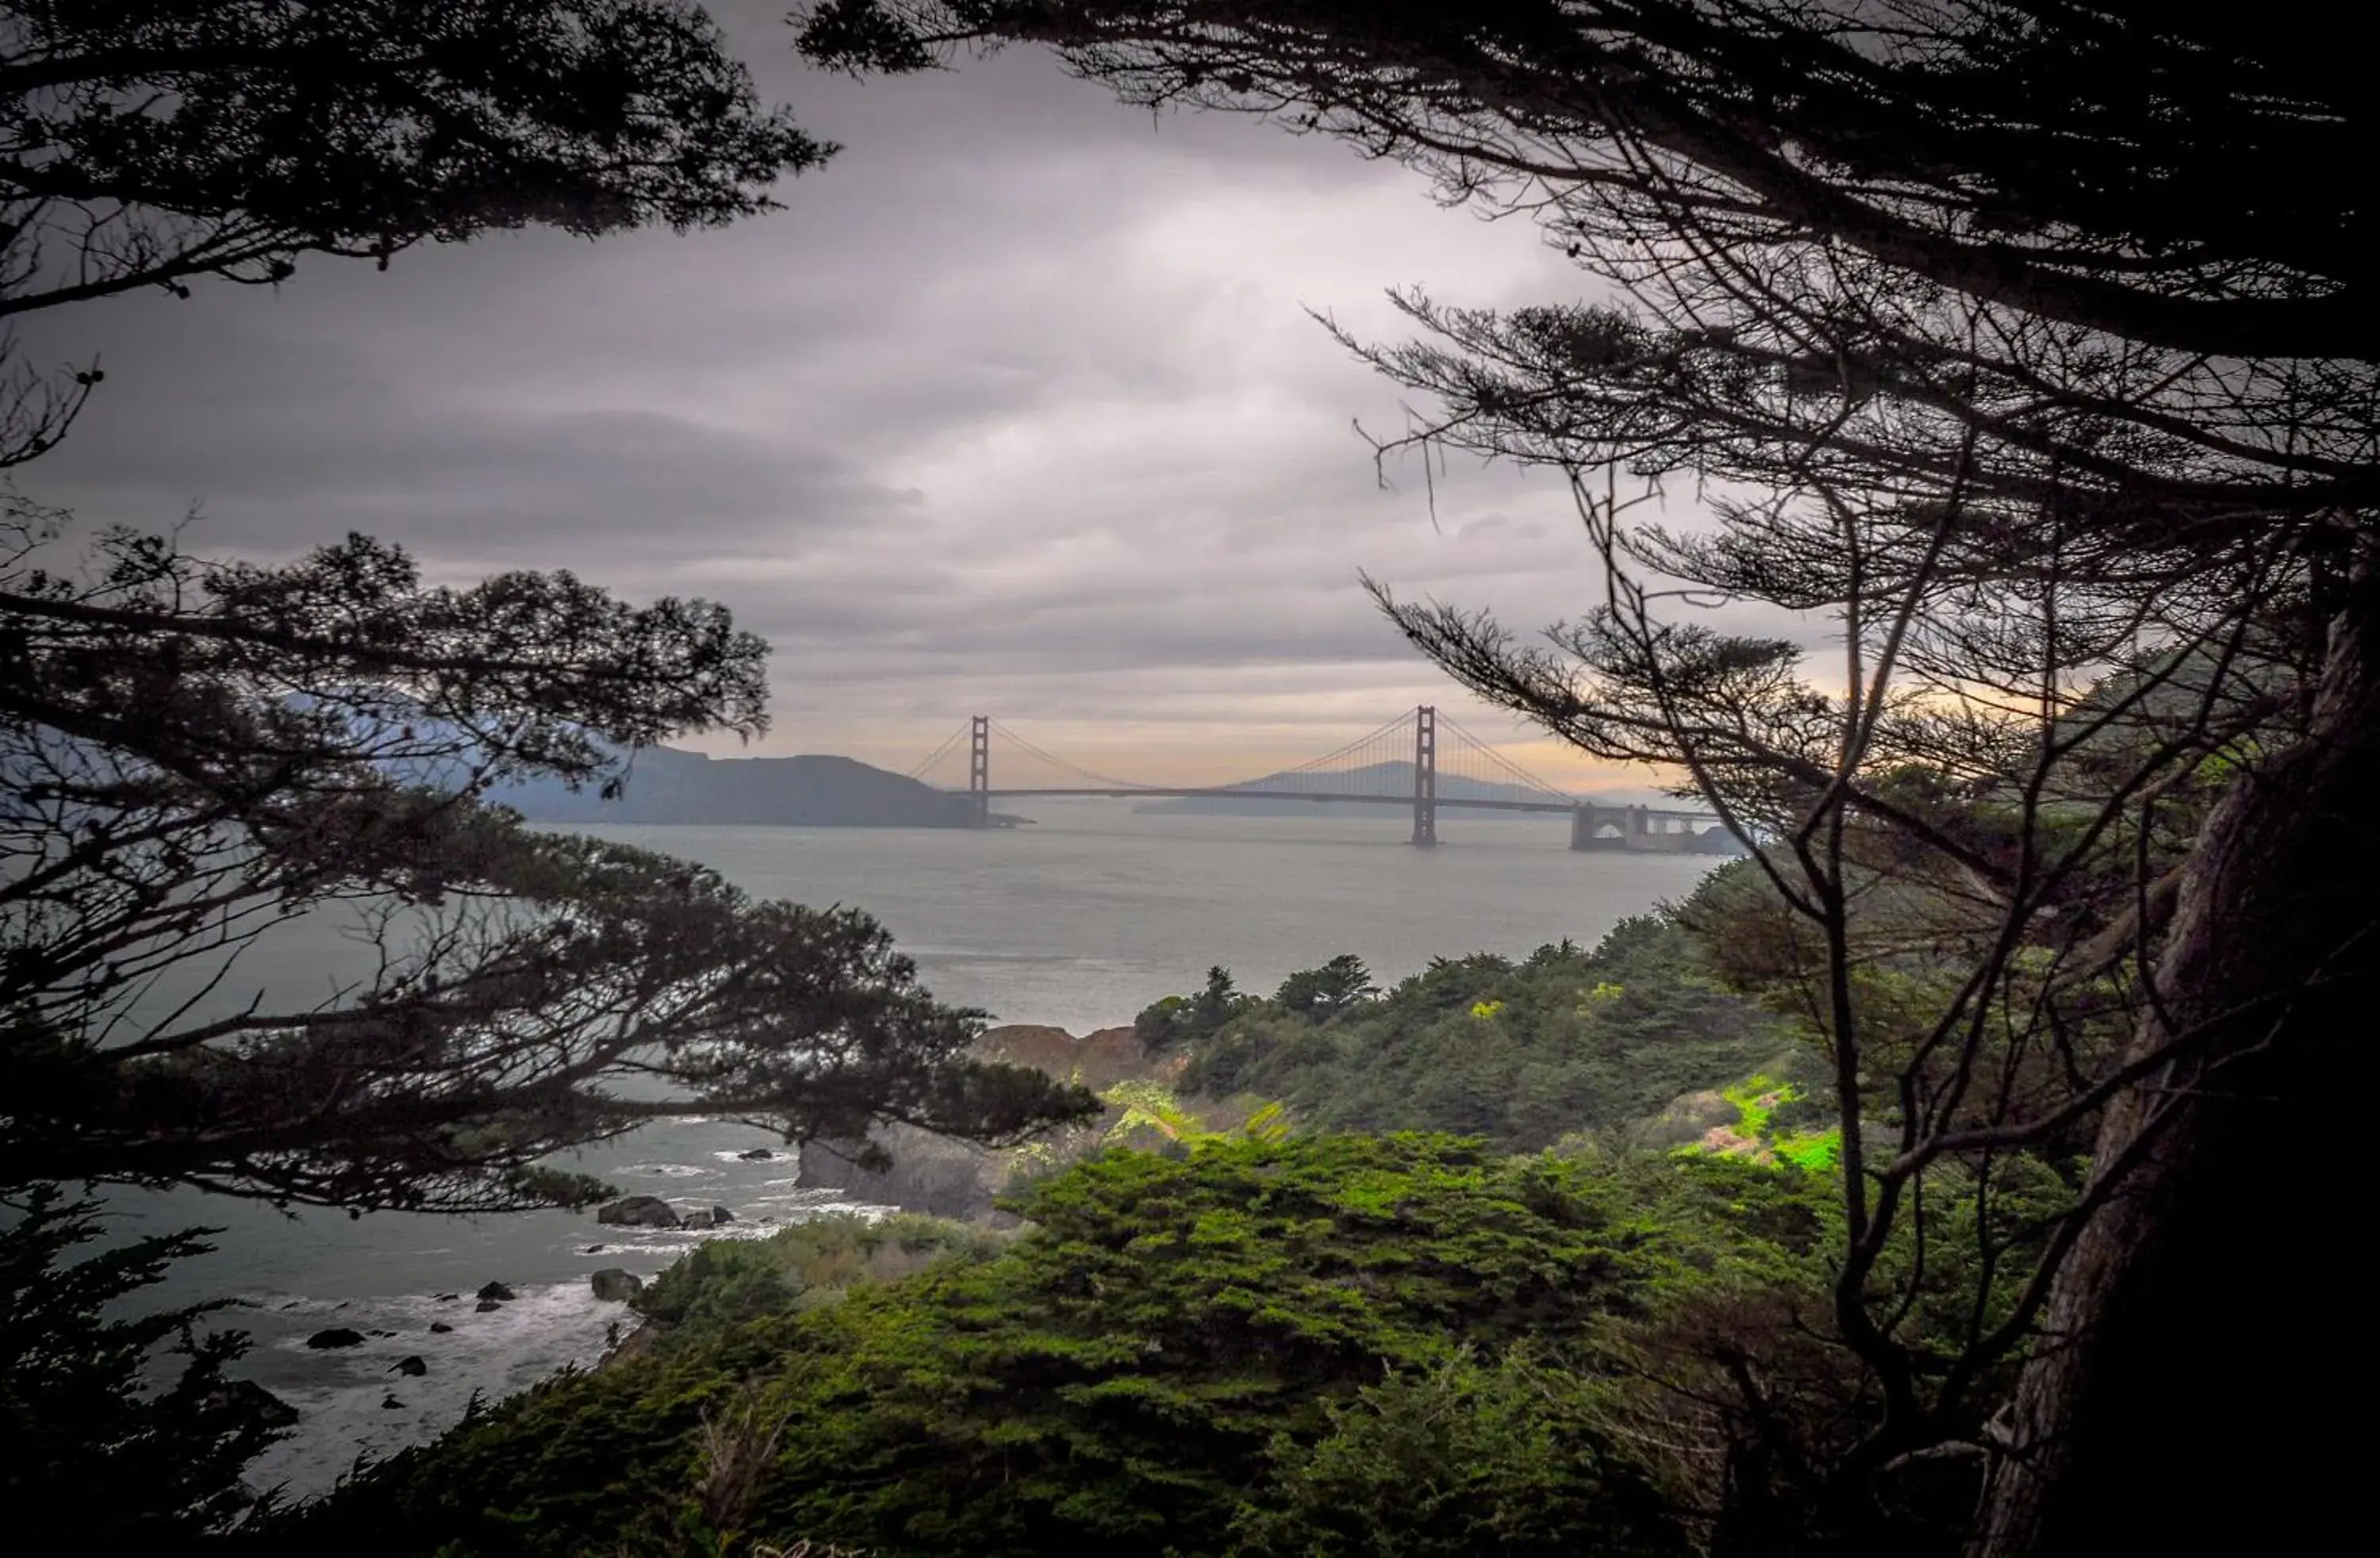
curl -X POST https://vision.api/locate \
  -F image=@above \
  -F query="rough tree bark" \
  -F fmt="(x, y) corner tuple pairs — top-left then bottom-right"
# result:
(1978, 551), (2380, 1554)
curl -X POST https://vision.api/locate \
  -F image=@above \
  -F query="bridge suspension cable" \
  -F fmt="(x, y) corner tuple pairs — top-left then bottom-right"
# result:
(978, 712), (1427, 796)
(912, 708), (1589, 802)
(1434, 711), (1578, 803)
(900, 708), (1722, 852)
(905, 723), (969, 782)
(1219, 710), (1419, 795)
(986, 720), (1164, 792)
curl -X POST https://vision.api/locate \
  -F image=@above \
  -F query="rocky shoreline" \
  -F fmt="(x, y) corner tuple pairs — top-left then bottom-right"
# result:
(790, 1023), (1161, 1222)
(585, 1022), (1159, 1373)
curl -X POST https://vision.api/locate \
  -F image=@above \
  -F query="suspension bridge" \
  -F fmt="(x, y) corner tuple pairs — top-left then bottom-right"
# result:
(905, 707), (1732, 852)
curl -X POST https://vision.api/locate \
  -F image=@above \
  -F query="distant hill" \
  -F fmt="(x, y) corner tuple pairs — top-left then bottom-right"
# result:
(1134, 760), (1572, 818)
(495, 747), (978, 828)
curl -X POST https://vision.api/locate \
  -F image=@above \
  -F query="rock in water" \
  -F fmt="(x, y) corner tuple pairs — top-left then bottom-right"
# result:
(474, 1299), (502, 1313)
(381, 1395), (404, 1410)
(428, 1322), (454, 1334)
(595, 1195), (680, 1229)
(737, 1147), (774, 1161)
(390, 1355), (428, 1377)
(474, 1280), (516, 1303)
(305, 1327), (366, 1349)
(589, 1268), (644, 1303)
(709, 1205), (735, 1225)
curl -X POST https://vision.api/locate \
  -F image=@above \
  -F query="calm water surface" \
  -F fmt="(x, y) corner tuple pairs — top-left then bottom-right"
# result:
(106, 801), (1720, 1497)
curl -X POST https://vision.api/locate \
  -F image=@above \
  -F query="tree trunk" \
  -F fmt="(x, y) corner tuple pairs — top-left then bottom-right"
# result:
(1974, 562), (2380, 1554)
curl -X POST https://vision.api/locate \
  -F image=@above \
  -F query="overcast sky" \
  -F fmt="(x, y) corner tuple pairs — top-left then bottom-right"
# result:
(12, 4), (1730, 791)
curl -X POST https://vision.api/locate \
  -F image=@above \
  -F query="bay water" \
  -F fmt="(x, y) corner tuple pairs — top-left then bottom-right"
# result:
(99, 800), (1721, 1499)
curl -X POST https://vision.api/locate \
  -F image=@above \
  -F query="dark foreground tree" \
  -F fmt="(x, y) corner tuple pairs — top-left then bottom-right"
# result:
(1, 516), (1095, 1213)
(0, 1184), (292, 1538)
(2, 0), (832, 464)
(797, 6), (2376, 1552)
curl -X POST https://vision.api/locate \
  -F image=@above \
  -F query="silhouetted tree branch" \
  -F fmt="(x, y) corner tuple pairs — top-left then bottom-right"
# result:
(2, 522), (1097, 1215)
(2, 0), (833, 463)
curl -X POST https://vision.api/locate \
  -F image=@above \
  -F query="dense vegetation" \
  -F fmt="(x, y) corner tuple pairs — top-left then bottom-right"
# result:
(1150, 910), (1800, 1152)
(266, 1135), (1733, 1558)
(255, 888), (2045, 1557)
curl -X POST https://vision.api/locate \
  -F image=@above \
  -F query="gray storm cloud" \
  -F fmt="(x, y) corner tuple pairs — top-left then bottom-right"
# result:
(7, 4), (1767, 786)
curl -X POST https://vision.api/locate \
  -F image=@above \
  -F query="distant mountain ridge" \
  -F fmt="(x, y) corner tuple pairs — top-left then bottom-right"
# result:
(495, 746), (976, 828)
(1134, 760), (1578, 818)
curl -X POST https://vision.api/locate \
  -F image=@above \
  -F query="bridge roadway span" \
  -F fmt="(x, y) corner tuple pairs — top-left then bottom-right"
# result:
(981, 786), (1725, 853)
(939, 711), (1724, 850)
(987, 786), (1703, 819)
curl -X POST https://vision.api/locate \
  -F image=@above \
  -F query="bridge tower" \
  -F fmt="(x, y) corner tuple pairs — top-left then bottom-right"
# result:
(1411, 704), (1438, 847)
(968, 715), (990, 827)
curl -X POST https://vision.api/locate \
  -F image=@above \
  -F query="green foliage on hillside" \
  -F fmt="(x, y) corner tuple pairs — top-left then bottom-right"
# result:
(1241, 1343), (1666, 1558)
(629, 1213), (1005, 1334)
(263, 1135), (1710, 1558)
(1172, 911), (1796, 1149)
(1134, 965), (1253, 1050)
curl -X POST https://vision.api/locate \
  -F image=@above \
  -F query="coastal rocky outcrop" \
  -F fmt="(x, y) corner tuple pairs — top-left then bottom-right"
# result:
(205, 1380), (301, 1428)
(796, 1025), (1157, 1221)
(596, 1195), (680, 1229)
(598, 1323), (660, 1372)
(475, 1280), (516, 1303)
(391, 1355), (428, 1377)
(589, 1268), (643, 1303)
(975, 1024), (1151, 1089)
(305, 1327), (366, 1349)
(797, 1125), (1002, 1220)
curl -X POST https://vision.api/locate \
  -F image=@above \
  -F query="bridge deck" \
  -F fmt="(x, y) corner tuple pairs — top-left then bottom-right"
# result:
(981, 786), (1713, 821)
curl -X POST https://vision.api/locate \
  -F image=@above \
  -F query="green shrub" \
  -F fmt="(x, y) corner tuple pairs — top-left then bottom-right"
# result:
(1178, 915), (1795, 1150)
(633, 1213), (1000, 1340)
(1238, 1345), (1680, 1558)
